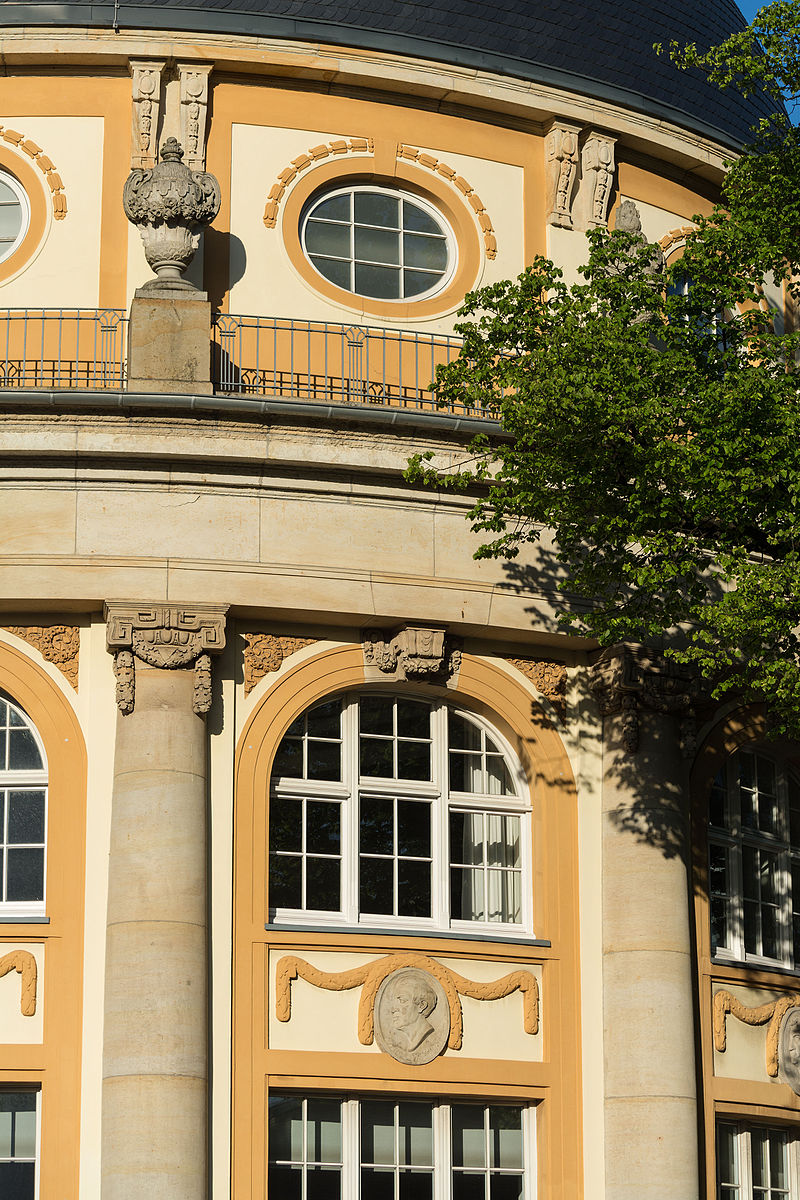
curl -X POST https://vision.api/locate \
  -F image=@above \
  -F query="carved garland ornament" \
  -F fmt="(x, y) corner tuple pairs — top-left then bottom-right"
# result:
(505, 657), (567, 721)
(263, 137), (375, 228)
(363, 625), (462, 682)
(713, 988), (800, 1079)
(3, 625), (80, 689)
(105, 602), (227, 716)
(243, 633), (319, 696)
(0, 950), (37, 1016)
(0, 126), (67, 219)
(275, 952), (539, 1053)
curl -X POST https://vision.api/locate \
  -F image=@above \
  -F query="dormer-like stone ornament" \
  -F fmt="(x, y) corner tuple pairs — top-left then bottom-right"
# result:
(122, 137), (221, 292)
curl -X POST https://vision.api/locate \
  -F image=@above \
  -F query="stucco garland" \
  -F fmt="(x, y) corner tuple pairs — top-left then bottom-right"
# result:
(262, 137), (375, 228)
(396, 143), (497, 260)
(713, 988), (800, 1077)
(0, 949), (37, 1016)
(0, 126), (67, 219)
(275, 951), (539, 1052)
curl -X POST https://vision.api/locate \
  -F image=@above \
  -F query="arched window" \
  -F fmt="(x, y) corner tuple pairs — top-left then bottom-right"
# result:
(0, 693), (47, 915)
(0, 170), (29, 265)
(709, 749), (800, 969)
(268, 692), (530, 932)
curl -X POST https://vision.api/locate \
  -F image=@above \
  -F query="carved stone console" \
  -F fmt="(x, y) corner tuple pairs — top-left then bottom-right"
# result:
(545, 121), (581, 228)
(363, 624), (462, 682)
(590, 642), (698, 755)
(105, 602), (228, 715)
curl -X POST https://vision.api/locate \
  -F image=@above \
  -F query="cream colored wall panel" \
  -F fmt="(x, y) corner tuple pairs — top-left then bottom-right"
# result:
(74, 490), (260, 561)
(0, 488), (76, 554)
(267, 950), (543, 1062)
(0, 117), (103, 307)
(0, 943), (43, 1044)
(547, 225), (592, 287)
(620, 195), (688, 246)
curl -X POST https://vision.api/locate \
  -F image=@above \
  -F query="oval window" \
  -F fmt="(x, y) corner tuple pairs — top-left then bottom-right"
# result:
(0, 171), (30, 264)
(301, 186), (456, 301)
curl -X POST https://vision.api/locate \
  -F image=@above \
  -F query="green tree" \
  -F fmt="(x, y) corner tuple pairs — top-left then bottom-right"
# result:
(407, 1), (800, 734)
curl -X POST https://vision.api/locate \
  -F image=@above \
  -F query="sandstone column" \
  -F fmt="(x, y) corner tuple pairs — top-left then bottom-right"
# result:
(592, 645), (699, 1200)
(101, 602), (227, 1200)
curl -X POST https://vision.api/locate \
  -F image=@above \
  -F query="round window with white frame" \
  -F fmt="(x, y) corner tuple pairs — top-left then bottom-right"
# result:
(0, 170), (30, 265)
(300, 186), (457, 301)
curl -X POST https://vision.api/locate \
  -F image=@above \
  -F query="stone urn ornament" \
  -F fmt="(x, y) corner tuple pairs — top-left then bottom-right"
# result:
(123, 137), (221, 292)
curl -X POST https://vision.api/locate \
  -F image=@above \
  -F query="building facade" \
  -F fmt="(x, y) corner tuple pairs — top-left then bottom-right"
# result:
(0, 2), (794, 1198)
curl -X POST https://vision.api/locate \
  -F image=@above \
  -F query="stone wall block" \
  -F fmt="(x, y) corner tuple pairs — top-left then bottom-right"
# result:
(102, 1075), (206, 1200)
(126, 294), (213, 394)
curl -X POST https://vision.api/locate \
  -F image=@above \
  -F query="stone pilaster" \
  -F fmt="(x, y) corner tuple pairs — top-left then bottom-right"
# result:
(545, 120), (581, 228)
(591, 644), (700, 1200)
(101, 601), (227, 1200)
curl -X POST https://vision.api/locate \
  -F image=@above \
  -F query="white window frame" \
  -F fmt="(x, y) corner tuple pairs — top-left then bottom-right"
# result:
(269, 693), (532, 936)
(0, 170), (30, 264)
(0, 694), (47, 919)
(0, 1088), (41, 1200)
(268, 1092), (537, 1200)
(300, 185), (458, 302)
(709, 750), (800, 971)
(716, 1119), (799, 1200)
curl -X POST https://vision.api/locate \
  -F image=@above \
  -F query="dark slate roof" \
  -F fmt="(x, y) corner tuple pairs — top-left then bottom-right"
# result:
(1, 0), (775, 148)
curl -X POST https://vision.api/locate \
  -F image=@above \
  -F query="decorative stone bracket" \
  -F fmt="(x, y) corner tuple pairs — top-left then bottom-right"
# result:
(0, 950), (37, 1016)
(545, 120), (616, 232)
(363, 625), (462, 682)
(3, 625), (79, 690)
(275, 952), (539, 1052)
(243, 632), (319, 696)
(590, 643), (699, 755)
(504, 657), (567, 721)
(105, 602), (228, 716)
(130, 59), (166, 171)
(714, 988), (800, 1082)
(178, 63), (212, 172)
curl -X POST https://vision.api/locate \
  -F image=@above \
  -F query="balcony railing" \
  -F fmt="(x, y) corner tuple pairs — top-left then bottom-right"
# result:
(0, 308), (128, 390)
(212, 313), (478, 416)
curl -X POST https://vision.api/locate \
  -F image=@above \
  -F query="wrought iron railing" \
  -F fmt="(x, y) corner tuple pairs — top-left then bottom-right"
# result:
(212, 313), (478, 416)
(0, 308), (128, 390)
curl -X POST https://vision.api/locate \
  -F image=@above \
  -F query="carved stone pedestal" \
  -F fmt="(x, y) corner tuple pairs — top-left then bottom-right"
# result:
(126, 290), (213, 395)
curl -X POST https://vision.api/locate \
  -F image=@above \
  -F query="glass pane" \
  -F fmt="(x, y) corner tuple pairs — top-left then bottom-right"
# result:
(449, 712), (482, 751)
(762, 904), (779, 960)
(0, 180), (18, 204)
(312, 193), (351, 221)
(12, 1108), (36, 1159)
(744, 898), (759, 954)
(361, 1100), (395, 1165)
(310, 256), (351, 290)
(398, 1102), (433, 1166)
(306, 801), (340, 854)
(6, 849), (43, 902)
(790, 776), (800, 847)
(306, 700), (341, 739)
(307, 740), (341, 782)
(489, 1108), (523, 1169)
(743, 846), (759, 900)
(308, 1166), (341, 1199)
(306, 857), (340, 911)
(400, 1173), (432, 1200)
(403, 233), (448, 271)
(403, 270), (442, 297)
(451, 867), (485, 921)
(487, 755), (514, 796)
(751, 1127), (767, 1188)
(7, 729), (41, 771)
(397, 800), (431, 857)
(268, 1094), (303, 1162)
(267, 1164), (302, 1199)
(270, 797), (302, 852)
(354, 262), (401, 299)
(273, 737), (303, 779)
(0, 204), (21, 240)
(361, 738), (394, 778)
(355, 225), (400, 266)
(490, 1178), (523, 1200)
(0, 1111), (10, 1158)
(361, 1167), (394, 1199)
(487, 869), (521, 923)
(360, 796), (393, 854)
(711, 896), (728, 953)
(360, 856), (393, 914)
(7, 791), (45, 844)
(453, 1175), (485, 1200)
(307, 1099), (342, 1163)
(487, 815), (520, 868)
(397, 740), (431, 781)
(269, 855), (302, 909)
(354, 192), (399, 228)
(361, 698), (394, 736)
(709, 774), (727, 827)
(398, 858), (431, 917)
(305, 219), (351, 258)
(403, 201), (441, 235)
(396, 700), (430, 738)
(0, 1163), (35, 1196)
(451, 811), (485, 866)
(451, 752), (483, 793)
(769, 1130), (787, 1188)
(716, 1122), (739, 1185)
(452, 1105), (486, 1168)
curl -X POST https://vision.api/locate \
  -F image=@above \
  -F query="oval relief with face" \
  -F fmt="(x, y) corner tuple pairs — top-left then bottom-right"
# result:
(374, 968), (450, 1065)
(778, 1005), (800, 1095)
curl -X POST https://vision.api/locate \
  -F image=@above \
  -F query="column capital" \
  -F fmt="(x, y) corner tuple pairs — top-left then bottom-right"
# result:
(590, 642), (699, 756)
(104, 601), (228, 716)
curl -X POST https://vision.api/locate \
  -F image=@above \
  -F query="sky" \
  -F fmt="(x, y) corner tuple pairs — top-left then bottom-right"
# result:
(736, 0), (762, 18)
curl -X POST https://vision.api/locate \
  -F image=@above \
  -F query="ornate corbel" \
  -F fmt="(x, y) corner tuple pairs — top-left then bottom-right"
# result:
(590, 643), (699, 755)
(105, 602), (228, 716)
(545, 121), (581, 229)
(178, 63), (212, 172)
(580, 130), (616, 229)
(130, 60), (166, 170)
(363, 625), (462, 682)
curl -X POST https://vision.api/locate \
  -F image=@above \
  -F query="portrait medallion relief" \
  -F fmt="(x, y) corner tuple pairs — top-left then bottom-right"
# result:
(778, 1004), (800, 1095)
(374, 968), (450, 1065)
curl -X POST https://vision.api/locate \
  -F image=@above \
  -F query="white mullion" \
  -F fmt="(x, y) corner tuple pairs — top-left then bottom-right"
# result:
(436, 1100), (452, 1200)
(392, 795), (399, 918)
(484, 1104), (492, 1200)
(433, 702), (448, 929)
(741, 1125), (753, 1200)
(523, 1105), (537, 1200)
(393, 1099), (400, 1199)
(345, 1097), (359, 1200)
(343, 698), (359, 925)
(348, 194), (356, 294)
(301, 1097), (309, 1200)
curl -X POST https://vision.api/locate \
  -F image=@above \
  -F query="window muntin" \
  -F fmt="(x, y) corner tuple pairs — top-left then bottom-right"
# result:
(0, 696), (47, 916)
(0, 172), (29, 265)
(0, 1091), (38, 1198)
(301, 187), (455, 301)
(717, 1122), (795, 1200)
(268, 1094), (531, 1200)
(269, 693), (529, 933)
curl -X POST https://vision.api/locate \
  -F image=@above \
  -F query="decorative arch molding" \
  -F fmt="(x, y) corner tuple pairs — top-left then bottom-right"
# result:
(659, 225), (695, 260)
(0, 126), (67, 219)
